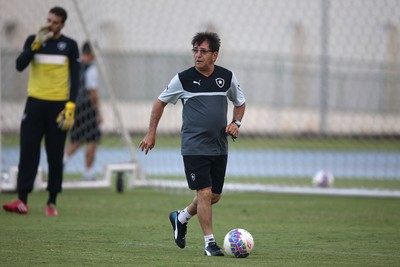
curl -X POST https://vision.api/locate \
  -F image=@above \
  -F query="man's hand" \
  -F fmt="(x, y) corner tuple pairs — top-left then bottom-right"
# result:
(31, 23), (54, 51)
(226, 122), (240, 141)
(56, 101), (76, 131)
(139, 134), (156, 155)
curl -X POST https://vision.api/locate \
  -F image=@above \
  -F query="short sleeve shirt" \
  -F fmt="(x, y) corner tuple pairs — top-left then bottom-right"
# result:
(85, 64), (98, 90)
(159, 65), (246, 156)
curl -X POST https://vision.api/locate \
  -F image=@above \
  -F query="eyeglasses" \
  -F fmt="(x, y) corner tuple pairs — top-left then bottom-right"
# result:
(192, 48), (214, 55)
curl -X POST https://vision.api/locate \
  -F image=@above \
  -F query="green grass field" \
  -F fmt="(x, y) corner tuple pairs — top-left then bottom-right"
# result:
(1, 187), (399, 266)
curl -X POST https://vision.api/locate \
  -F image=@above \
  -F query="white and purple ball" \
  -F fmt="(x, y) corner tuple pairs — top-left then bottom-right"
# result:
(312, 170), (334, 188)
(223, 228), (254, 258)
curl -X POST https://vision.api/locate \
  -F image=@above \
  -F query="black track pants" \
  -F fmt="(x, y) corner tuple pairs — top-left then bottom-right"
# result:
(17, 97), (67, 194)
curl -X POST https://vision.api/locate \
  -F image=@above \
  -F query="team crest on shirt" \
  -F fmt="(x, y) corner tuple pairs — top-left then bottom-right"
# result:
(216, 78), (225, 88)
(57, 42), (67, 51)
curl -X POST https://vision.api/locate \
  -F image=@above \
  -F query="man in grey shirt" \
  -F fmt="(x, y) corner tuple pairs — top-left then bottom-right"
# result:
(139, 32), (246, 256)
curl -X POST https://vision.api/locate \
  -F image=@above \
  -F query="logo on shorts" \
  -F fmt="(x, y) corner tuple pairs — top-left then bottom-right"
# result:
(190, 173), (196, 181)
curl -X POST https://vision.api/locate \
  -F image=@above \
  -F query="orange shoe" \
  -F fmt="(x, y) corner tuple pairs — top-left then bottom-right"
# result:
(45, 204), (58, 216)
(3, 200), (28, 214)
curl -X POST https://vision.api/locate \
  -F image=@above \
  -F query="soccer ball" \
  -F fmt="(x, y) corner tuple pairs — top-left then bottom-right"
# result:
(223, 228), (254, 258)
(312, 170), (334, 188)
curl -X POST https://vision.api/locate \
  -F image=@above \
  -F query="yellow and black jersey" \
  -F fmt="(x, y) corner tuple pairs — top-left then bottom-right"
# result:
(16, 34), (80, 102)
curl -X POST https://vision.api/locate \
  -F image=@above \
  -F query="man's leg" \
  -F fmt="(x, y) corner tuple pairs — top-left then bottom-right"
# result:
(196, 187), (213, 236)
(44, 101), (67, 212)
(64, 142), (81, 161)
(3, 98), (44, 214)
(17, 101), (44, 204)
(84, 142), (97, 180)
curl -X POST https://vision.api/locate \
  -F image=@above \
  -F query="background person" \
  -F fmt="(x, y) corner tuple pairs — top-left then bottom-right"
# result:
(2, 6), (80, 216)
(139, 32), (246, 256)
(64, 41), (102, 181)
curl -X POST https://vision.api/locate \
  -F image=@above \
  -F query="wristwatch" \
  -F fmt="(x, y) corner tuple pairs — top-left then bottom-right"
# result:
(232, 120), (241, 128)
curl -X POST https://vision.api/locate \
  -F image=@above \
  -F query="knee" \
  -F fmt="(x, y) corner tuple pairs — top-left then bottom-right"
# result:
(197, 188), (220, 204)
(211, 194), (221, 205)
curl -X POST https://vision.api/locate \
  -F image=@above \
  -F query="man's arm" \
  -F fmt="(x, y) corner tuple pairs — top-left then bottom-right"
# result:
(139, 99), (168, 154)
(16, 23), (54, 72)
(16, 36), (36, 72)
(232, 103), (246, 123)
(56, 40), (80, 131)
(68, 40), (80, 102)
(226, 103), (246, 139)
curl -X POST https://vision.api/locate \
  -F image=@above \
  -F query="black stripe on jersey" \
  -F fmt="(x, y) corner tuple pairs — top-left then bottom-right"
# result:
(178, 65), (233, 93)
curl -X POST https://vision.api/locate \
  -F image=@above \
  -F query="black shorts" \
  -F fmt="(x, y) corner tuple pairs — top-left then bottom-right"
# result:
(69, 92), (101, 143)
(183, 155), (228, 194)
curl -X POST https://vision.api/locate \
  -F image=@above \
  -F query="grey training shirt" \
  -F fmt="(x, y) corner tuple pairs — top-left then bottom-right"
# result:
(158, 65), (246, 156)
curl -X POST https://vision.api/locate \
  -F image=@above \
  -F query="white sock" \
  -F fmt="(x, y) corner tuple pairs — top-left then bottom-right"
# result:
(178, 207), (192, 224)
(84, 168), (94, 180)
(204, 234), (215, 248)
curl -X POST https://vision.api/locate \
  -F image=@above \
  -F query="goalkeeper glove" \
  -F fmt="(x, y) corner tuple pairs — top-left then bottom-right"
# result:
(31, 23), (54, 51)
(56, 101), (76, 131)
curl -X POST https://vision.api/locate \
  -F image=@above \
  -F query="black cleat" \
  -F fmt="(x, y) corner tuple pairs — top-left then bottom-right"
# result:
(169, 210), (187, 248)
(204, 242), (224, 256)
